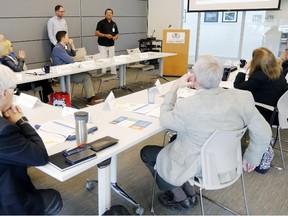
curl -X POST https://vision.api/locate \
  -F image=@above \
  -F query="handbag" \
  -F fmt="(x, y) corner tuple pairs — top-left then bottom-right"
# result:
(49, 92), (71, 107)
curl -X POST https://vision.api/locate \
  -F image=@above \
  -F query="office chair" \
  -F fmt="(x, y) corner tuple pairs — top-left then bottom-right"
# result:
(150, 128), (248, 215)
(194, 127), (248, 215)
(255, 90), (288, 170)
(84, 54), (118, 93)
(72, 47), (87, 62)
(126, 48), (155, 87)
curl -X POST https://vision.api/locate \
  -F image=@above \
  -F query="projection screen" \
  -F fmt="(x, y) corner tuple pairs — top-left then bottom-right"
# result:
(188, 0), (281, 12)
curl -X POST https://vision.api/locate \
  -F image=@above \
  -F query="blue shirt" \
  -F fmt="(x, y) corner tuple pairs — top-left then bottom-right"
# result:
(51, 43), (76, 66)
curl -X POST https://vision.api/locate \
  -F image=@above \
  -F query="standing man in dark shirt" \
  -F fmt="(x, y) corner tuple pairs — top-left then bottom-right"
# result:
(95, 8), (119, 74)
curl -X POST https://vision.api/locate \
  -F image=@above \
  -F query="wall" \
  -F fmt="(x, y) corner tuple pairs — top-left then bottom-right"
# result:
(148, 0), (183, 40)
(0, 0), (148, 69)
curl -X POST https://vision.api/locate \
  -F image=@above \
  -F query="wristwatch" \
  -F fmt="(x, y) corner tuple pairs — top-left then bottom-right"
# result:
(16, 116), (29, 126)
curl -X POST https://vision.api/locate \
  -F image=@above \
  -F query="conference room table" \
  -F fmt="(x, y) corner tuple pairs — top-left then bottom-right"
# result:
(15, 52), (176, 95)
(19, 80), (175, 215)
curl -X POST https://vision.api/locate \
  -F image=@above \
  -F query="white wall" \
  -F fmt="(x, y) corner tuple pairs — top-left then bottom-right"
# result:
(148, 0), (183, 39)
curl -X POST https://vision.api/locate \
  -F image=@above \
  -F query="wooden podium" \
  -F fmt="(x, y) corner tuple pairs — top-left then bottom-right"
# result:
(162, 29), (190, 76)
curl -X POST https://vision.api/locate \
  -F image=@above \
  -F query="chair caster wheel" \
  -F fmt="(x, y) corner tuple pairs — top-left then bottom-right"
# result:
(86, 180), (95, 191)
(135, 206), (144, 215)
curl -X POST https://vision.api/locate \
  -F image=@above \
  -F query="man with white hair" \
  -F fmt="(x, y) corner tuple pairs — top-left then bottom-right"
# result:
(141, 55), (272, 211)
(0, 65), (62, 214)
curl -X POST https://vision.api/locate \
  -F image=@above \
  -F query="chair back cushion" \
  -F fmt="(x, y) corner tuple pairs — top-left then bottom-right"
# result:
(72, 47), (87, 62)
(200, 127), (247, 190)
(127, 48), (141, 55)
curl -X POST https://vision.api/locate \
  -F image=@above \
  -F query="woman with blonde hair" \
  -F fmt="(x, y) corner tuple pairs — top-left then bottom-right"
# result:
(0, 39), (53, 103)
(234, 47), (288, 123)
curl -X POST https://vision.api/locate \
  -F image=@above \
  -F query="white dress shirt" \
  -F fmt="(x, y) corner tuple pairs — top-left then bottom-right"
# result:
(47, 16), (68, 45)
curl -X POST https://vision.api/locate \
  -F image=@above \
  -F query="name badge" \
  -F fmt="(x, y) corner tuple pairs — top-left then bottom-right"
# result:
(112, 27), (115, 32)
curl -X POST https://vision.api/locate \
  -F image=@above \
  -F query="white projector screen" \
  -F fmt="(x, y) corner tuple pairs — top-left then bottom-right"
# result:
(188, 0), (281, 12)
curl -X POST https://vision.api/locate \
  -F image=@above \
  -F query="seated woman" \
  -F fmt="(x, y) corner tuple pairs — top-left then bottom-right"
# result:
(141, 56), (271, 211)
(0, 39), (53, 103)
(234, 47), (288, 124)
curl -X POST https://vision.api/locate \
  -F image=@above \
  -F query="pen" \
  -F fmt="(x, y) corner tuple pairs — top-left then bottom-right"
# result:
(63, 145), (90, 156)
(25, 72), (37, 75)
(25, 72), (46, 76)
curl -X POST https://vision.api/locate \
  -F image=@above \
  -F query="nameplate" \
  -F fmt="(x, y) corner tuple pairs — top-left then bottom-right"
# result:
(139, 52), (149, 60)
(103, 91), (116, 110)
(61, 107), (92, 123)
(155, 79), (164, 96)
(53, 65), (72, 73)
(79, 60), (96, 69)
(113, 55), (127, 63)
(17, 93), (39, 108)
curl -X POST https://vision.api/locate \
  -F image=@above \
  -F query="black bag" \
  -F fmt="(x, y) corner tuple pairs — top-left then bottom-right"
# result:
(103, 205), (131, 215)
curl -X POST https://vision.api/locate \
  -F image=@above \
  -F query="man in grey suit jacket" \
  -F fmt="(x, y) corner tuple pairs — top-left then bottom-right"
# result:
(141, 55), (271, 211)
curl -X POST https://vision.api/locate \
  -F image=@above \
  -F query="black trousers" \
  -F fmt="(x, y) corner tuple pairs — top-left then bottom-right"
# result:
(27, 189), (63, 215)
(140, 145), (176, 191)
(18, 80), (54, 103)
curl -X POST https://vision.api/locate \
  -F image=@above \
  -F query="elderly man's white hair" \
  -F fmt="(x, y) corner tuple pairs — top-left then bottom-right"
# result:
(0, 65), (17, 93)
(193, 55), (223, 89)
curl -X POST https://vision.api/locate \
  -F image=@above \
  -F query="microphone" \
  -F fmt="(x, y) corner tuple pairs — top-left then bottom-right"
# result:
(168, 24), (172, 28)
(151, 30), (155, 38)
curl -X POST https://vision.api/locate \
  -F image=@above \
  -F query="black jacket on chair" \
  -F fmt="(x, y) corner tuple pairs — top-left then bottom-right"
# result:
(0, 117), (48, 214)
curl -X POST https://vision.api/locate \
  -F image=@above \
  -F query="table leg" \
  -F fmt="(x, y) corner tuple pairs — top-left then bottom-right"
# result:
(118, 65), (126, 87)
(60, 76), (66, 92)
(65, 75), (71, 95)
(110, 156), (144, 215)
(97, 159), (112, 215)
(158, 58), (169, 82)
(111, 65), (133, 93)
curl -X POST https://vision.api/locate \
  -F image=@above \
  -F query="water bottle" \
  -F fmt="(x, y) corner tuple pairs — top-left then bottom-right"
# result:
(74, 111), (89, 146)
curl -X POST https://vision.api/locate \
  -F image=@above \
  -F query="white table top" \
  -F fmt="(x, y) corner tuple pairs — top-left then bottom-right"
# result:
(20, 81), (174, 182)
(15, 52), (176, 85)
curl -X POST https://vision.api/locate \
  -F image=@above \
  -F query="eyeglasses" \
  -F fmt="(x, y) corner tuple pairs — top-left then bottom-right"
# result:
(9, 87), (18, 94)
(59, 10), (65, 13)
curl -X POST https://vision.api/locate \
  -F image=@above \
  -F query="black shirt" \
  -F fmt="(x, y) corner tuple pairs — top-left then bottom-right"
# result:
(96, 18), (119, 47)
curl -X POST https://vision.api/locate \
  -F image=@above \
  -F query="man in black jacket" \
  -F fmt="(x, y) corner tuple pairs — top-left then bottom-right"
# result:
(0, 65), (62, 214)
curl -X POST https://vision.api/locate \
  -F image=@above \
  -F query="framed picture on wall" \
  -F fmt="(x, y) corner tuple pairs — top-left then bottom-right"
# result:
(204, 12), (218, 23)
(222, 11), (238, 23)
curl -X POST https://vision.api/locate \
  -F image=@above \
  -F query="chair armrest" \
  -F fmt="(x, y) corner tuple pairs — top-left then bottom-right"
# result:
(255, 102), (278, 127)
(255, 102), (274, 111)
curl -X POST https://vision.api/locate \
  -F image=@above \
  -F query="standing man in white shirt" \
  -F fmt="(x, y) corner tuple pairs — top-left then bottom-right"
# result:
(47, 5), (68, 52)
(95, 8), (119, 74)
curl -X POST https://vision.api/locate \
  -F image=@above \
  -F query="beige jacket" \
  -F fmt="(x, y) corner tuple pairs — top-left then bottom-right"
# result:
(156, 87), (271, 186)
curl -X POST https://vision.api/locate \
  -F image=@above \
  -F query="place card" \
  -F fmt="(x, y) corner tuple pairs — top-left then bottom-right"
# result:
(61, 107), (92, 123)
(79, 60), (96, 69)
(139, 52), (149, 60)
(53, 65), (72, 73)
(113, 55), (127, 63)
(154, 79), (164, 95)
(103, 91), (116, 110)
(17, 93), (39, 108)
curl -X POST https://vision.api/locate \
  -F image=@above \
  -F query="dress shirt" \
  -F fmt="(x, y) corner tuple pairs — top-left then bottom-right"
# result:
(51, 43), (76, 66)
(47, 16), (68, 45)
